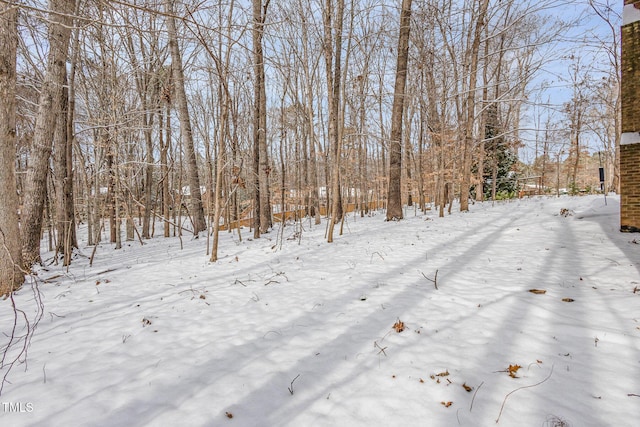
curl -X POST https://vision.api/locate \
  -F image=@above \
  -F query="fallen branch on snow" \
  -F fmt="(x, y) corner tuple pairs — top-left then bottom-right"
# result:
(496, 365), (554, 423)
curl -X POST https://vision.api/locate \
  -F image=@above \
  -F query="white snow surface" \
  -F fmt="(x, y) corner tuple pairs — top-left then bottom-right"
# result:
(1, 195), (639, 427)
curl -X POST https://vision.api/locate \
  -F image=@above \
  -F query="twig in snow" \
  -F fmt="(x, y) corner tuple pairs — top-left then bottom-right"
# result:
(370, 251), (385, 262)
(264, 271), (288, 286)
(1, 276), (44, 396)
(470, 381), (484, 412)
(288, 374), (300, 395)
(420, 270), (439, 290)
(374, 341), (388, 356)
(49, 312), (65, 321)
(628, 393), (640, 398)
(496, 365), (554, 423)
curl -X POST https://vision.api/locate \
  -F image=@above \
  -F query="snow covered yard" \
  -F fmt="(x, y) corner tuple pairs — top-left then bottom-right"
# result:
(1, 195), (639, 426)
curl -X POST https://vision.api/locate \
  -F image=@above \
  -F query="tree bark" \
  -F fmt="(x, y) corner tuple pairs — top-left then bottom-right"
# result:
(460, 0), (489, 212)
(300, 13), (322, 225)
(0, 1), (25, 294)
(325, 0), (345, 242)
(386, 0), (412, 221)
(253, 0), (272, 235)
(165, 0), (207, 235)
(21, 0), (75, 267)
(53, 73), (77, 265)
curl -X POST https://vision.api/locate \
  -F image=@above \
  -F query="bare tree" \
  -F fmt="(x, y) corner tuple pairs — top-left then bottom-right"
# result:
(588, 0), (621, 192)
(0, 0), (25, 294)
(165, 0), (206, 235)
(297, 2), (322, 225)
(459, 0), (489, 212)
(386, 0), (412, 220)
(21, 0), (75, 267)
(564, 56), (592, 193)
(122, 7), (165, 240)
(324, 0), (345, 243)
(52, 71), (77, 265)
(253, 0), (272, 236)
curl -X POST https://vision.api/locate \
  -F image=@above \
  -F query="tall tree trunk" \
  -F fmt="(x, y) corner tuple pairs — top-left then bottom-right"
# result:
(107, 149), (117, 243)
(161, 98), (171, 238)
(476, 27), (490, 203)
(460, 0), (489, 212)
(210, 96), (228, 262)
(325, 0), (345, 242)
(142, 104), (156, 239)
(417, 94), (426, 211)
(0, 1), (24, 294)
(165, 0), (207, 235)
(386, 0), (412, 221)
(52, 0), (79, 257)
(253, 0), (272, 235)
(21, 0), (75, 267)
(405, 126), (414, 208)
(300, 14), (321, 225)
(53, 74), (77, 265)
(64, 23), (79, 253)
(125, 28), (159, 240)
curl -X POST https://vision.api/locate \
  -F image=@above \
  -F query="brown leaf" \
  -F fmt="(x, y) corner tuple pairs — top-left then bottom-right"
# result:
(393, 319), (405, 333)
(507, 364), (521, 378)
(529, 289), (546, 294)
(436, 370), (450, 377)
(225, 412), (233, 419)
(462, 383), (473, 392)
(562, 298), (575, 302)
(441, 401), (453, 407)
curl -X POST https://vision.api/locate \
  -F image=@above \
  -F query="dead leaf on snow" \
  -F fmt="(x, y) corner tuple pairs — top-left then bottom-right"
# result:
(393, 319), (405, 333)
(562, 298), (575, 302)
(508, 364), (522, 378)
(441, 401), (453, 407)
(529, 289), (546, 294)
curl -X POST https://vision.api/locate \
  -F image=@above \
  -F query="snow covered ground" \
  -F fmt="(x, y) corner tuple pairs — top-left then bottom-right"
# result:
(1, 195), (639, 427)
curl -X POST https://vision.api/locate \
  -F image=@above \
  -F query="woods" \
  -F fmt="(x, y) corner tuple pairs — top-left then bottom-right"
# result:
(0, 0), (623, 291)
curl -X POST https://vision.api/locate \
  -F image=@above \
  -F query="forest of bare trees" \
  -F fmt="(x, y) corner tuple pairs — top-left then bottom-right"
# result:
(0, 0), (622, 294)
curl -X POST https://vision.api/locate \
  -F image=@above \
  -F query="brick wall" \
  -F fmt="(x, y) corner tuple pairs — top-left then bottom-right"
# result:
(621, 0), (640, 232)
(621, 144), (640, 232)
